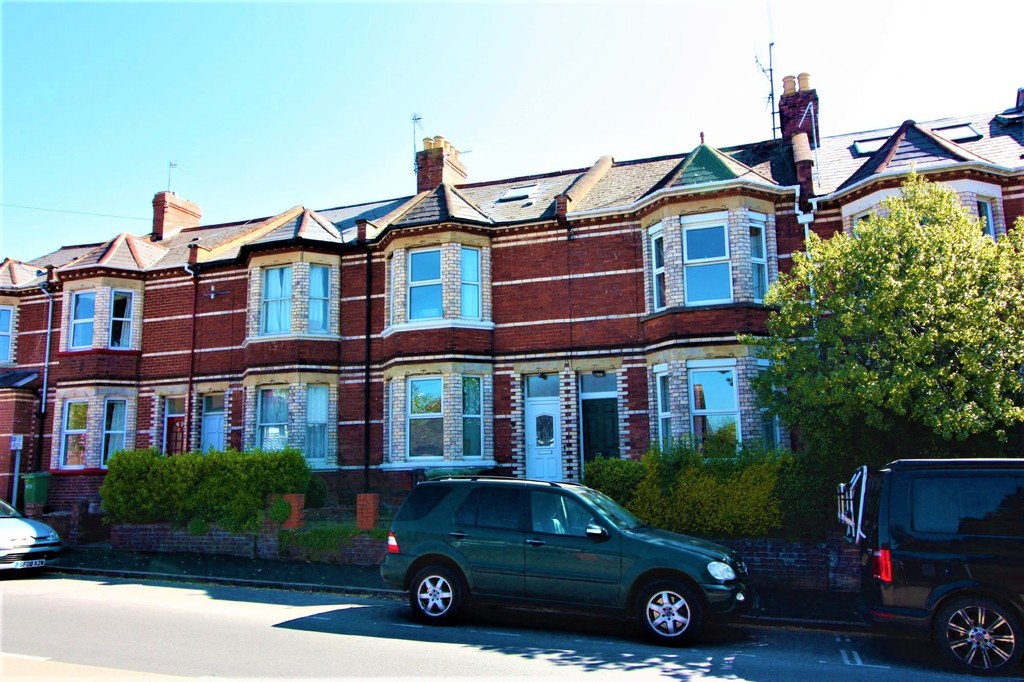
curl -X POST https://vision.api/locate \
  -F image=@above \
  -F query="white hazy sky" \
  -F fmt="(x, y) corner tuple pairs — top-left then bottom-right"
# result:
(2, 0), (1021, 263)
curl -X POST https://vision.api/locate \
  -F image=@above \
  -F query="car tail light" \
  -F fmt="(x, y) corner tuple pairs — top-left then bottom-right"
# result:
(387, 531), (400, 554)
(872, 548), (892, 583)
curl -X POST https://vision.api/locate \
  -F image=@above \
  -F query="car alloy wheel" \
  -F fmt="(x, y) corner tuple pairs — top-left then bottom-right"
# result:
(410, 566), (462, 624)
(637, 580), (703, 645)
(936, 597), (1023, 675)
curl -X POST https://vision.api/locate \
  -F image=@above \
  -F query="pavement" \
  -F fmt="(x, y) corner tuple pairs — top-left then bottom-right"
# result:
(47, 545), (868, 630)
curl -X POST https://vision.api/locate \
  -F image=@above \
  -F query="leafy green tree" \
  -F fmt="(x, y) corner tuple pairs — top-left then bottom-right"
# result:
(748, 173), (1024, 466)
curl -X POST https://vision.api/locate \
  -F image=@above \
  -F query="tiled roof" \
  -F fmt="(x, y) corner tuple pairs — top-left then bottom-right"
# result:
(3, 99), (1021, 287)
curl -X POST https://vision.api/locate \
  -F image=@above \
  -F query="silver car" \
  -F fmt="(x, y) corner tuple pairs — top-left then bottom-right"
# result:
(0, 499), (62, 571)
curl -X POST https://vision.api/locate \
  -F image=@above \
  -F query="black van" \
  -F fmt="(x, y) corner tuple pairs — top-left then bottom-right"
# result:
(838, 458), (1024, 675)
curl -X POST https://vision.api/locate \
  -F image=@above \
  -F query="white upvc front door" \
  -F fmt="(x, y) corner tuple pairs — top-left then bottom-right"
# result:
(201, 413), (226, 452)
(525, 399), (561, 481)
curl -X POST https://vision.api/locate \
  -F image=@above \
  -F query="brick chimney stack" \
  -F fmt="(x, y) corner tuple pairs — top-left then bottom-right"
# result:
(153, 191), (201, 241)
(779, 72), (820, 148)
(415, 135), (468, 192)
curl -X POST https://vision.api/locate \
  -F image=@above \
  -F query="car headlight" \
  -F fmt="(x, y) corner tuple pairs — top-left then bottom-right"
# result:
(707, 560), (737, 581)
(47, 531), (60, 543)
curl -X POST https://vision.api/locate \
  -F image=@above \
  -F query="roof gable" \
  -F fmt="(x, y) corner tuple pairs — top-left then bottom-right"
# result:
(667, 144), (779, 189)
(836, 120), (997, 192)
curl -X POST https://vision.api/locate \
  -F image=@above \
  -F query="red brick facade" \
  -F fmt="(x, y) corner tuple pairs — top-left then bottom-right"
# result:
(2, 74), (1022, 511)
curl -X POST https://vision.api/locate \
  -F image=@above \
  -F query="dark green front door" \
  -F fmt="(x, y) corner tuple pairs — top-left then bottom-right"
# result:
(582, 398), (619, 462)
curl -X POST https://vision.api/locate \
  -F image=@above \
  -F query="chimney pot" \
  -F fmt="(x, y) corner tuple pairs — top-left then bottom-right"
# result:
(415, 134), (468, 192)
(423, 137), (434, 150)
(798, 72), (812, 91)
(782, 75), (797, 95)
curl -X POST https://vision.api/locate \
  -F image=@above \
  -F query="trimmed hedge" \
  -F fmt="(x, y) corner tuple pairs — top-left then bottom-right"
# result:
(584, 438), (839, 539)
(100, 447), (312, 534)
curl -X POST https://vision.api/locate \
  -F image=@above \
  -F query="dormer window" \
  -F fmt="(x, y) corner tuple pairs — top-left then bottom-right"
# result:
(932, 123), (982, 143)
(498, 184), (538, 202)
(853, 137), (888, 156)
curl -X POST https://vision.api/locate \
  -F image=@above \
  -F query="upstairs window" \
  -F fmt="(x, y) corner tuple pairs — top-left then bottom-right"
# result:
(70, 291), (96, 349)
(0, 306), (12, 362)
(682, 215), (732, 305)
(409, 250), (442, 320)
(749, 216), (768, 302)
(109, 290), (134, 349)
(461, 247), (481, 319)
(651, 229), (666, 311)
(261, 266), (292, 335)
(308, 265), (330, 333)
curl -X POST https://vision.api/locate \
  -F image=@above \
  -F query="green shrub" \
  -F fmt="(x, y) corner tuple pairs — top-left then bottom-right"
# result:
(582, 456), (645, 506)
(305, 475), (329, 509)
(101, 447), (312, 534)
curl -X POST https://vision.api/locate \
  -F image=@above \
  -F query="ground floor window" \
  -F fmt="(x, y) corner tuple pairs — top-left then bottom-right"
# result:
(102, 399), (127, 465)
(689, 365), (740, 446)
(257, 387), (289, 451)
(462, 376), (482, 458)
(408, 377), (443, 458)
(306, 385), (328, 462)
(61, 401), (88, 468)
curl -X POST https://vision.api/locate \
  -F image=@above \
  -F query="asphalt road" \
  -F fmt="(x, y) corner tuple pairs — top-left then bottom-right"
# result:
(2, 574), (1021, 681)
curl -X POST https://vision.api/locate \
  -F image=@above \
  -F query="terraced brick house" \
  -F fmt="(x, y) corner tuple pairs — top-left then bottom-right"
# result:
(2, 73), (1023, 510)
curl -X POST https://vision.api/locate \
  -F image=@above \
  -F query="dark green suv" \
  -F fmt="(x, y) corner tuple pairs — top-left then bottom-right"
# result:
(380, 477), (750, 644)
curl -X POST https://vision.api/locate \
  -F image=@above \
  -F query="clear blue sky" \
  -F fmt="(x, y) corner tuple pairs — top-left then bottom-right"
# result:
(2, 1), (1021, 263)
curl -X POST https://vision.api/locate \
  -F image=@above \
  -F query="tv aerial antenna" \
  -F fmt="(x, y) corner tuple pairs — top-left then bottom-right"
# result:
(756, 42), (778, 140)
(411, 113), (423, 174)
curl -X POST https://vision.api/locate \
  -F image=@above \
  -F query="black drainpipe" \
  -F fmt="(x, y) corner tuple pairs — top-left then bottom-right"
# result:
(362, 231), (373, 492)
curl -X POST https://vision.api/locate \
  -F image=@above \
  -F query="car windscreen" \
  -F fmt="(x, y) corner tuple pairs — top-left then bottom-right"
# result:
(576, 488), (644, 530)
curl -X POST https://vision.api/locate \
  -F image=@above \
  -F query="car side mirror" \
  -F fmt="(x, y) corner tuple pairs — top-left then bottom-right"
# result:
(586, 524), (608, 542)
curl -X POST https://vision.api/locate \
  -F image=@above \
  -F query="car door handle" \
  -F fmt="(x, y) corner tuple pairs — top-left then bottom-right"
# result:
(449, 531), (467, 539)
(526, 538), (546, 547)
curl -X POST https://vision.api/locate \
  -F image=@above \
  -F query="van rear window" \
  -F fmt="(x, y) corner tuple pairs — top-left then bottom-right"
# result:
(912, 476), (1024, 536)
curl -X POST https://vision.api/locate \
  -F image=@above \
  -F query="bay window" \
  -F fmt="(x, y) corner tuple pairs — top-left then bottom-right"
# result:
(261, 266), (292, 334)
(682, 214), (732, 305)
(656, 372), (672, 448)
(102, 399), (127, 465)
(749, 215), (768, 302)
(650, 228), (666, 311)
(689, 364), (740, 446)
(409, 250), (442, 320)
(306, 385), (328, 461)
(461, 247), (481, 319)
(70, 291), (96, 349)
(463, 376), (482, 457)
(408, 377), (443, 457)
(109, 290), (134, 348)
(0, 306), (12, 362)
(257, 387), (289, 451)
(61, 401), (88, 468)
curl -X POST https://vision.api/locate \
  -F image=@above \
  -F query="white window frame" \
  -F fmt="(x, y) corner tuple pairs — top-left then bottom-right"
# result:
(460, 247), (481, 320)
(306, 384), (329, 462)
(0, 305), (13, 363)
(109, 290), (134, 349)
(977, 198), (996, 239)
(408, 249), (443, 321)
(655, 370), (672, 449)
(61, 400), (89, 469)
(749, 213), (769, 303)
(388, 255), (397, 327)
(407, 376), (443, 459)
(261, 266), (292, 335)
(681, 213), (733, 306)
(687, 360), (741, 445)
(650, 225), (667, 311)
(102, 398), (127, 466)
(256, 387), (289, 451)
(308, 264), (330, 334)
(70, 291), (96, 350)
(462, 376), (483, 458)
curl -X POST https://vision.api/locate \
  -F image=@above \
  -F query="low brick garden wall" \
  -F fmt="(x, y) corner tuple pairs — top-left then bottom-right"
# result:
(111, 522), (281, 560)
